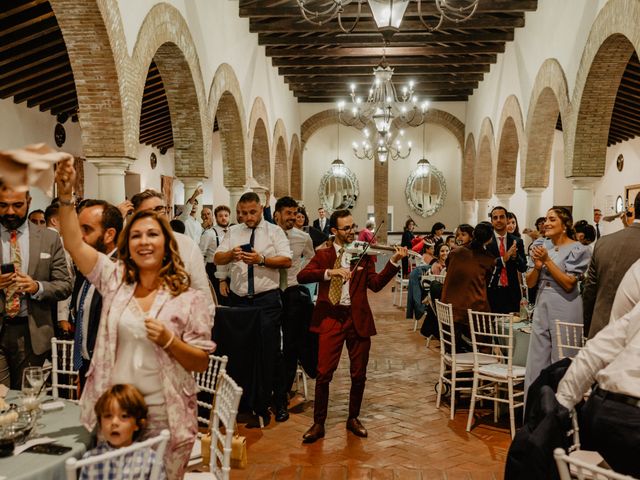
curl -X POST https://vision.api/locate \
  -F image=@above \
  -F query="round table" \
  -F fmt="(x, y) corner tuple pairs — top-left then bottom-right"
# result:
(0, 392), (92, 480)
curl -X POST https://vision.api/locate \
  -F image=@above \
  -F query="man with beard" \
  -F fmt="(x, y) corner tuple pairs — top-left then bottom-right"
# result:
(201, 207), (213, 232)
(297, 209), (407, 443)
(66, 200), (123, 387)
(274, 196), (315, 421)
(200, 205), (231, 303)
(0, 186), (72, 389)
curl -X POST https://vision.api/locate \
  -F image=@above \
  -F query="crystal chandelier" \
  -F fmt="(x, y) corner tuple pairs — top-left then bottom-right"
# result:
(352, 128), (411, 163)
(296, 0), (480, 38)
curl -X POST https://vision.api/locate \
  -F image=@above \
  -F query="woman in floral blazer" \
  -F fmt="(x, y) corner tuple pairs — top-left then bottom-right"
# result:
(55, 158), (215, 479)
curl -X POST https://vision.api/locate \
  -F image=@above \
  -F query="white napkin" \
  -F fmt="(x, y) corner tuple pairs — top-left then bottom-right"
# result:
(13, 436), (55, 456)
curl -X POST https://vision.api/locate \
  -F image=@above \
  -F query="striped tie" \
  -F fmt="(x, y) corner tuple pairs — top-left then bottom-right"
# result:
(5, 230), (21, 317)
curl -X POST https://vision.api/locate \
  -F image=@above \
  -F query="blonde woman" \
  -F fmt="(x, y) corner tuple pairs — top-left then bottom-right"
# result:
(55, 157), (214, 479)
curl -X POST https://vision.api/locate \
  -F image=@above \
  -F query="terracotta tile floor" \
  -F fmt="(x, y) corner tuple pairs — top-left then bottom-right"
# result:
(230, 284), (512, 479)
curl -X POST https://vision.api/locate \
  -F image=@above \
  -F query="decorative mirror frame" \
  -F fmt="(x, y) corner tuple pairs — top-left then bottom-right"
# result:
(404, 163), (447, 217)
(318, 163), (359, 213)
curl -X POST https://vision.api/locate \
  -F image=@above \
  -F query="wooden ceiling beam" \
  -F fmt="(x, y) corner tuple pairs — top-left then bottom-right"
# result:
(266, 44), (505, 57)
(240, 1), (538, 17)
(141, 131), (173, 144)
(0, 37), (65, 67)
(0, 11), (55, 39)
(0, 60), (68, 93)
(26, 84), (75, 108)
(283, 73), (484, 83)
(610, 112), (640, 131)
(141, 102), (170, 118)
(140, 127), (173, 143)
(0, 19), (59, 55)
(142, 96), (169, 111)
(296, 95), (469, 103)
(608, 122), (638, 138)
(287, 79), (479, 88)
(142, 84), (168, 99)
(0, 0), (50, 21)
(141, 109), (171, 124)
(612, 101), (640, 118)
(258, 31), (514, 46)
(273, 55), (497, 67)
(140, 117), (173, 134)
(279, 64), (490, 75)
(0, 49), (67, 80)
(250, 15), (524, 33)
(0, 67), (70, 99)
(38, 93), (76, 112)
(14, 77), (75, 104)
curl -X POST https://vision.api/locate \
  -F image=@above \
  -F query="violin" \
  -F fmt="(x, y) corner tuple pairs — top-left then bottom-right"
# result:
(344, 241), (422, 260)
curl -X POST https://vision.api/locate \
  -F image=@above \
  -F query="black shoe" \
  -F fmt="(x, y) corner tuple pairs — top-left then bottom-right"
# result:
(346, 417), (368, 438)
(246, 412), (271, 429)
(275, 406), (290, 422)
(302, 423), (325, 443)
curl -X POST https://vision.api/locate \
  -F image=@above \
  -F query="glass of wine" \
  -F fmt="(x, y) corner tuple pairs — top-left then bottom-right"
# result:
(21, 367), (45, 434)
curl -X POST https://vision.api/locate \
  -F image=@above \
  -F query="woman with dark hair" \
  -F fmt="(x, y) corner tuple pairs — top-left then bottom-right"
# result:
(401, 218), (417, 275)
(454, 224), (474, 247)
(431, 221), (446, 244)
(295, 207), (309, 230)
(441, 222), (496, 347)
(430, 243), (450, 275)
(524, 207), (591, 392)
(55, 159), (215, 478)
(506, 212), (521, 237)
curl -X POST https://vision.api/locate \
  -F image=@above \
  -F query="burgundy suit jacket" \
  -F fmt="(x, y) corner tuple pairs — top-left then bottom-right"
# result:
(297, 246), (399, 338)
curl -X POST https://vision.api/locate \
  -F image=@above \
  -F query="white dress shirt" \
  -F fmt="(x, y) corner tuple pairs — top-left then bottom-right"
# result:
(282, 226), (314, 287)
(215, 219), (291, 296)
(177, 207), (203, 244)
(610, 258), (640, 324)
(200, 225), (227, 263)
(556, 300), (640, 409)
(323, 242), (353, 306)
(174, 232), (213, 306)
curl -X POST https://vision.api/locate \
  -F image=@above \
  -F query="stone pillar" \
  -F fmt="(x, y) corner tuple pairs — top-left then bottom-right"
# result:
(461, 201), (475, 225)
(476, 198), (490, 223)
(87, 158), (134, 205)
(228, 187), (245, 218)
(571, 177), (598, 224)
(374, 157), (389, 243)
(496, 194), (511, 211)
(180, 177), (205, 219)
(524, 187), (545, 229)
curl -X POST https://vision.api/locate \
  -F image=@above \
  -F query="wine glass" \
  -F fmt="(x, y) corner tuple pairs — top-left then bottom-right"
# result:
(21, 367), (45, 435)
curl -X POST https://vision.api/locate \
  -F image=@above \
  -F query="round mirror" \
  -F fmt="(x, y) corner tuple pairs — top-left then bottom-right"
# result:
(405, 159), (446, 217)
(318, 159), (359, 213)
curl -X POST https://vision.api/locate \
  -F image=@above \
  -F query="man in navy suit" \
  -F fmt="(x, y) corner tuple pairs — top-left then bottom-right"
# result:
(486, 206), (527, 314)
(312, 207), (331, 235)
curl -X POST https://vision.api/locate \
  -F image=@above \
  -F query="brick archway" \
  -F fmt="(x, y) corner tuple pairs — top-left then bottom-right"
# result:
(475, 118), (496, 200)
(131, 3), (209, 178)
(523, 59), (570, 189)
(461, 133), (476, 202)
(568, 0), (640, 177)
(248, 97), (271, 189)
(496, 95), (525, 195)
(273, 119), (289, 198)
(50, 0), (132, 158)
(290, 134), (302, 199)
(209, 64), (248, 189)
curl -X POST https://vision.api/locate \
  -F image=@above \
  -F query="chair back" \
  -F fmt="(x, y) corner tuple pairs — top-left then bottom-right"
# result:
(51, 337), (78, 401)
(193, 354), (228, 435)
(555, 320), (585, 359)
(427, 274), (446, 284)
(435, 300), (456, 357)
(210, 372), (243, 480)
(467, 310), (515, 373)
(553, 448), (635, 480)
(65, 430), (170, 480)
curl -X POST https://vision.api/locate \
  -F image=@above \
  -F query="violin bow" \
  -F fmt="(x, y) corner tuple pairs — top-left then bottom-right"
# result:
(347, 220), (385, 279)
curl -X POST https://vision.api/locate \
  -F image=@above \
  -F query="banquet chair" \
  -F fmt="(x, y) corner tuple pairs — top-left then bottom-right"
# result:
(554, 448), (636, 480)
(295, 363), (309, 399)
(51, 337), (79, 402)
(193, 354), (228, 437)
(435, 301), (497, 419)
(65, 429), (169, 480)
(393, 265), (409, 307)
(466, 310), (526, 438)
(555, 320), (585, 360)
(210, 372), (243, 480)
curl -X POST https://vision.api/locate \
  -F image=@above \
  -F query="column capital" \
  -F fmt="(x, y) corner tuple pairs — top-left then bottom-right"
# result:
(569, 176), (600, 188)
(522, 187), (546, 194)
(87, 157), (134, 173)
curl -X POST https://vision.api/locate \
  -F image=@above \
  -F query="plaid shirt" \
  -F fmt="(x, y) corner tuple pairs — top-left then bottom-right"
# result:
(79, 442), (166, 480)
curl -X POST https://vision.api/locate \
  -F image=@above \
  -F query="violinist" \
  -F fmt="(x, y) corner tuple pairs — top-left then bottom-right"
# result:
(297, 209), (408, 444)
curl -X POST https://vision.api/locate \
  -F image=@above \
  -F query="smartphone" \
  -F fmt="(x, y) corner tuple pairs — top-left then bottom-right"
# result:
(0, 263), (15, 274)
(240, 243), (253, 253)
(26, 443), (72, 455)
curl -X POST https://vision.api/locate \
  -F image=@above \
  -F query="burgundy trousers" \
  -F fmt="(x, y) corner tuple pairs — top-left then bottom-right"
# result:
(313, 314), (371, 425)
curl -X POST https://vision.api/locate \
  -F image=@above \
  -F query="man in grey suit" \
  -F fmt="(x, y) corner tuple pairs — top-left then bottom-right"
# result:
(583, 193), (640, 338)
(0, 187), (72, 389)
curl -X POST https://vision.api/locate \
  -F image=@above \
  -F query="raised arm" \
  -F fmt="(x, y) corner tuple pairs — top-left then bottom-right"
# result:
(55, 157), (99, 276)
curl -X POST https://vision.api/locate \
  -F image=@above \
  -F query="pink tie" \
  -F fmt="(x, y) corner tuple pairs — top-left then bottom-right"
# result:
(499, 237), (508, 287)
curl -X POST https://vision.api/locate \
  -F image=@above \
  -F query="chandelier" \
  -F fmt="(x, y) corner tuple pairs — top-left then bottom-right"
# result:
(296, 0), (480, 38)
(352, 128), (411, 163)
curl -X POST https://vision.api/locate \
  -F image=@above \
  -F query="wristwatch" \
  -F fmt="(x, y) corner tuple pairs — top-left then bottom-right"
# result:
(258, 255), (266, 267)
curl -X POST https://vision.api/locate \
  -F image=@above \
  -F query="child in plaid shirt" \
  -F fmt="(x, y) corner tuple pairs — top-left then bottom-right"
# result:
(80, 384), (166, 480)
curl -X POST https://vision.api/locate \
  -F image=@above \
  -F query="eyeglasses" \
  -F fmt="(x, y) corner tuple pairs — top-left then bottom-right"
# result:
(334, 224), (358, 232)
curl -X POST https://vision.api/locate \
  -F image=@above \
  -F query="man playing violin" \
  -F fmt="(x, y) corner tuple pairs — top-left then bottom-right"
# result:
(297, 209), (408, 443)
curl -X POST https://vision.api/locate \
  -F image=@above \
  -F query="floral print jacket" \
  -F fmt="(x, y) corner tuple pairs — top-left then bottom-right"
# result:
(79, 253), (215, 449)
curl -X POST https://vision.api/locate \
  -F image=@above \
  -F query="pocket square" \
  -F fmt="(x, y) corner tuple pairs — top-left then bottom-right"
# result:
(40, 252), (51, 259)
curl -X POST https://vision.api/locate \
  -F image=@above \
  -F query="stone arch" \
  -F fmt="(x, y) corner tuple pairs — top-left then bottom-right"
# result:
(568, 0), (640, 177)
(423, 109), (466, 151)
(131, 3), (209, 178)
(273, 119), (289, 198)
(247, 97), (271, 188)
(209, 64), (248, 188)
(461, 133), (476, 202)
(523, 59), (570, 188)
(475, 118), (496, 200)
(301, 109), (339, 149)
(49, 0), (132, 158)
(290, 134), (302, 199)
(496, 95), (525, 195)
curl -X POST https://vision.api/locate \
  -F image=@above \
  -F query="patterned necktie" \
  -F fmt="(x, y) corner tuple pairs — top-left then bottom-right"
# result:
(328, 247), (345, 305)
(5, 230), (22, 317)
(247, 227), (256, 296)
(499, 236), (508, 287)
(73, 281), (92, 370)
